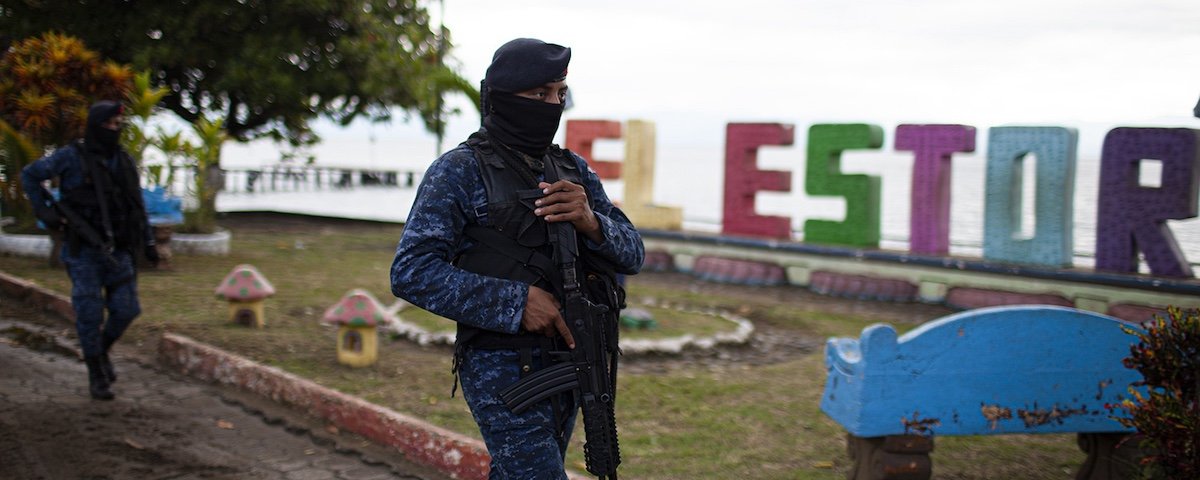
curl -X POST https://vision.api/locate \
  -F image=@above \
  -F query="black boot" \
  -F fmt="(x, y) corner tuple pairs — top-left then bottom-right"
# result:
(100, 337), (117, 383)
(84, 356), (114, 400)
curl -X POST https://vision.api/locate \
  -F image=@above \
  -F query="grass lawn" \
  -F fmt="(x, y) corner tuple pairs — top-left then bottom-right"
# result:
(0, 213), (1088, 479)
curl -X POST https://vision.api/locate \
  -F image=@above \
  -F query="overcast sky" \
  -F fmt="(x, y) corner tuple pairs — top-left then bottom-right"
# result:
(434, 0), (1199, 135)
(228, 0), (1200, 166)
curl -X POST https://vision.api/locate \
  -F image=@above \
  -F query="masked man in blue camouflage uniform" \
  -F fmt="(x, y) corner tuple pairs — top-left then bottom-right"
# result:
(391, 38), (643, 479)
(22, 101), (158, 400)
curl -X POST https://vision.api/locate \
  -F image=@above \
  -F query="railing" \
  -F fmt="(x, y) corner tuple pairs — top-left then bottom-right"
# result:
(145, 164), (424, 195)
(220, 166), (423, 194)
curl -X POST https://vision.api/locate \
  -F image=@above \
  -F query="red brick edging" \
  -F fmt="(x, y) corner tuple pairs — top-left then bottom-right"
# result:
(0, 270), (75, 320)
(158, 332), (491, 479)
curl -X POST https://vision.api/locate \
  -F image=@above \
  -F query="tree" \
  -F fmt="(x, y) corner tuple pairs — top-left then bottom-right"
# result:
(0, 32), (133, 231)
(183, 116), (227, 233)
(0, 0), (477, 146)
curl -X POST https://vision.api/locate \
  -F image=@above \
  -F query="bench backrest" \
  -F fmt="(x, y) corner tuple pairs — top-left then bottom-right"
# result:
(820, 305), (1142, 437)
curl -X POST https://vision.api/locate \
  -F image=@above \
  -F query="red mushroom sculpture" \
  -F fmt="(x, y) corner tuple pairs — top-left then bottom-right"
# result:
(214, 264), (276, 328)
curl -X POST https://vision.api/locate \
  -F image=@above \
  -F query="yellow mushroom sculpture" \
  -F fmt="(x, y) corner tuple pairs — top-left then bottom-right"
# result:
(322, 289), (390, 367)
(214, 264), (276, 328)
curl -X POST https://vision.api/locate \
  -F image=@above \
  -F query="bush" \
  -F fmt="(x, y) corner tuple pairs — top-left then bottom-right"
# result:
(0, 32), (132, 231)
(1110, 306), (1200, 479)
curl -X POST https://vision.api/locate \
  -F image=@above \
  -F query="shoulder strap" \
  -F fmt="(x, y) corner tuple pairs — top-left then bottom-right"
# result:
(72, 141), (116, 245)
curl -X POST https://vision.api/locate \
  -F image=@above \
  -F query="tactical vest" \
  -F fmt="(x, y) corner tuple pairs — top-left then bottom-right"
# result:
(452, 133), (589, 348)
(61, 142), (144, 253)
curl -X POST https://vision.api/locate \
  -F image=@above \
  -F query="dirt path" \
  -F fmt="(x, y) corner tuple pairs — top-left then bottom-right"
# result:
(0, 302), (451, 480)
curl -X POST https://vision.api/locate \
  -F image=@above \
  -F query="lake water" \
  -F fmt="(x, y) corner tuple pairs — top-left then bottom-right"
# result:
(216, 120), (1200, 272)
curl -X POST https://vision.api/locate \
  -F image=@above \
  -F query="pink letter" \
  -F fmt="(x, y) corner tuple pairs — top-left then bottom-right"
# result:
(564, 120), (622, 179)
(722, 123), (795, 238)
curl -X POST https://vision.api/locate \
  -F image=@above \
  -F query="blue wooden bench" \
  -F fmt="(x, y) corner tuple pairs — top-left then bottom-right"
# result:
(820, 305), (1144, 480)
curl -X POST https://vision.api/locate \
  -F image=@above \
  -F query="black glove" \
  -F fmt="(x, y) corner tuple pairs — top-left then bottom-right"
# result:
(34, 207), (64, 231)
(144, 244), (161, 267)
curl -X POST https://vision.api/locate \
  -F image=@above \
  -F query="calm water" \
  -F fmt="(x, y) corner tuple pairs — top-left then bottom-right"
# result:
(217, 125), (1200, 271)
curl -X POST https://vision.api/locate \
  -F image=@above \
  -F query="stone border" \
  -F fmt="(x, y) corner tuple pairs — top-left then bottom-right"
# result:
(0, 228), (230, 257)
(171, 229), (231, 256)
(158, 333), (492, 480)
(386, 298), (755, 354)
(0, 233), (52, 258)
(0, 270), (75, 321)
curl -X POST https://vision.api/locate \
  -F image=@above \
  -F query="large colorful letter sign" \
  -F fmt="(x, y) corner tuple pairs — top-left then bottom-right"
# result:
(983, 127), (1078, 267)
(894, 124), (977, 255)
(565, 120), (623, 179)
(722, 123), (795, 238)
(804, 124), (884, 248)
(1095, 128), (1200, 278)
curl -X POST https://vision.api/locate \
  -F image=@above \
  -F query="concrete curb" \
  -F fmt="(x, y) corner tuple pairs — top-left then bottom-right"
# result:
(0, 232), (52, 258)
(0, 269), (592, 480)
(157, 333), (491, 480)
(0, 270), (75, 321)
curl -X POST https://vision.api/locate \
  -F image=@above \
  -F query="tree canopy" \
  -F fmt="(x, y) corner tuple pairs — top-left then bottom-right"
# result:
(0, 0), (477, 145)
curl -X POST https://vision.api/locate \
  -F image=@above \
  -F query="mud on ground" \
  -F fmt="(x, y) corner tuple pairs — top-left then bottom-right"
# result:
(0, 300), (450, 480)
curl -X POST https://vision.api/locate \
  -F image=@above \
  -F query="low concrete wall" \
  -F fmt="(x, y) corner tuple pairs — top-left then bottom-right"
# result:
(0, 270), (75, 320)
(157, 333), (493, 480)
(166, 229), (231, 256)
(643, 230), (1199, 323)
(0, 233), (51, 258)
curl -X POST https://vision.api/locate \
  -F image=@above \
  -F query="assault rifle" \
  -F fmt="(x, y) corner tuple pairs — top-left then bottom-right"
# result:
(38, 185), (121, 269)
(498, 174), (621, 479)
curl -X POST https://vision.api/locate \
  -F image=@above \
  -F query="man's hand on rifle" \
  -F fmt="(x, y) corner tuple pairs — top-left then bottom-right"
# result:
(144, 244), (160, 267)
(35, 207), (65, 231)
(522, 285), (576, 349)
(535, 181), (602, 244)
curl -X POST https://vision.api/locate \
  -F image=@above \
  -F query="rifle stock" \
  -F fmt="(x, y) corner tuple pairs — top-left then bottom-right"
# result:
(38, 186), (121, 268)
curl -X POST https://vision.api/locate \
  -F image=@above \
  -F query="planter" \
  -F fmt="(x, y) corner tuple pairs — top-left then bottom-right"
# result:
(171, 228), (231, 256)
(0, 232), (52, 258)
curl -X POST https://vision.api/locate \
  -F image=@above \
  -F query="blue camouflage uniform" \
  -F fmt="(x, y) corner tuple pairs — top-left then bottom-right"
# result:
(21, 145), (146, 359)
(391, 143), (643, 478)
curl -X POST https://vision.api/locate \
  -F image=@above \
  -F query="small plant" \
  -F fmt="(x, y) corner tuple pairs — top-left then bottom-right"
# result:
(1110, 306), (1200, 479)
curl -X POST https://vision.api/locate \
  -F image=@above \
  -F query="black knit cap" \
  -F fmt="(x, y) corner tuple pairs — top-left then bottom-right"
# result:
(87, 100), (124, 128)
(484, 38), (570, 93)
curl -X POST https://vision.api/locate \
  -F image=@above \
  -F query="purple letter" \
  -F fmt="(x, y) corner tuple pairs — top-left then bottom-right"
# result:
(1095, 128), (1200, 277)
(894, 124), (977, 255)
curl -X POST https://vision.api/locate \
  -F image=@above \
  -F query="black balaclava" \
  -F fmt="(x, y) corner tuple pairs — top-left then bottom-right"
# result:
(481, 38), (571, 157)
(84, 100), (124, 157)
(1193, 95), (1200, 118)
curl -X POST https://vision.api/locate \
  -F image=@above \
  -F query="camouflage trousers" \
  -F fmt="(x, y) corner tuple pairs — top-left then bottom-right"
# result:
(62, 246), (140, 358)
(459, 347), (577, 480)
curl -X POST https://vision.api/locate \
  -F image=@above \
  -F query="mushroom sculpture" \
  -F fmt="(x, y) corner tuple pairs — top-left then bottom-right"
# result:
(323, 289), (390, 367)
(214, 264), (276, 328)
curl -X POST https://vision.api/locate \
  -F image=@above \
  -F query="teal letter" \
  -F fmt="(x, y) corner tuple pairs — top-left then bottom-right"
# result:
(983, 126), (1078, 267)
